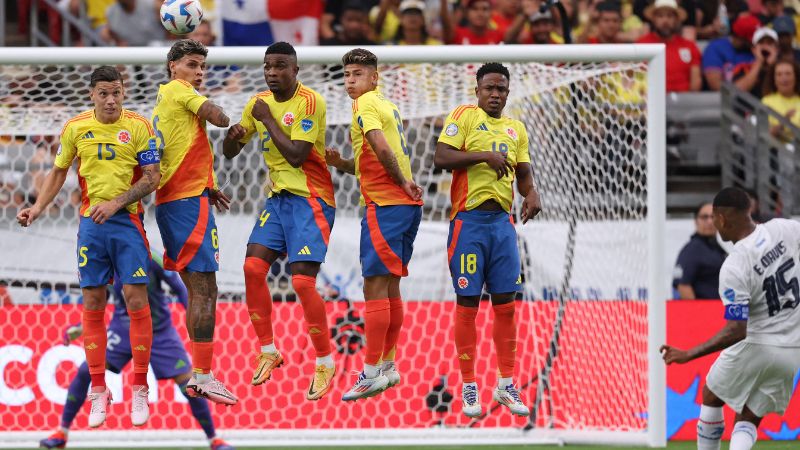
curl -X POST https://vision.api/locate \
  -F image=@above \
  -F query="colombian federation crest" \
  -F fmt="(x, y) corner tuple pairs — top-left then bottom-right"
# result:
(282, 112), (295, 126)
(506, 128), (518, 140)
(457, 276), (469, 289)
(117, 130), (131, 144)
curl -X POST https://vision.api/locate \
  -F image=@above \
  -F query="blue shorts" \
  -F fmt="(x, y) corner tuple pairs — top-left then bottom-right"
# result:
(360, 203), (422, 278)
(106, 321), (190, 380)
(248, 192), (335, 264)
(156, 192), (219, 273)
(77, 212), (150, 288)
(447, 210), (522, 296)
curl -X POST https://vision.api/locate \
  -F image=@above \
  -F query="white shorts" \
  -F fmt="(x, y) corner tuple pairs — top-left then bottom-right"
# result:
(706, 341), (800, 417)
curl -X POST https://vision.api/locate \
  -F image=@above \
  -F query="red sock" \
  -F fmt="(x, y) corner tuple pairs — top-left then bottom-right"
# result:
(455, 305), (478, 383)
(382, 297), (404, 361)
(128, 305), (152, 387)
(244, 257), (273, 346)
(82, 308), (107, 388)
(364, 299), (391, 366)
(192, 341), (214, 374)
(292, 274), (332, 357)
(492, 302), (517, 378)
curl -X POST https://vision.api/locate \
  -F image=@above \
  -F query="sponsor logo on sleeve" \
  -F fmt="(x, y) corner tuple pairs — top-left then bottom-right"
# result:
(301, 119), (313, 132)
(724, 304), (749, 320)
(445, 123), (459, 136)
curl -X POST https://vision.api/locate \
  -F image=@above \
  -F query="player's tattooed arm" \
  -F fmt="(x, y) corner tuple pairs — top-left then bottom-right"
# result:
(366, 130), (422, 201)
(516, 162), (541, 223)
(325, 148), (355, 174)
(660, 319), (747, 364)
(222, 123), (247, 159)
(16, 166), (69, 227)
(90, 163), (161, 224)
(251, 98), (313, 167)
(197, 100), (230, 128)
(434, 142), (513, 179)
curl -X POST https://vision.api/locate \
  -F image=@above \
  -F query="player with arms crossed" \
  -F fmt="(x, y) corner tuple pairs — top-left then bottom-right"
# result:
(17, 66), (160, 427)
(222, 42), (337, 400)
(151, 39), (236, 405)
(661, 187), (800, 450)
(434, 62), (541, 418)
(326, 48), (423, 401)
(40, 256), (235, 450)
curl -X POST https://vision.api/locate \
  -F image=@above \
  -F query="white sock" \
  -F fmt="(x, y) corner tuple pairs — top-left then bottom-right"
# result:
(463, 381), (478, 391)
(261, 343), (277, 353)
(730, 421), (758, 450)
(316, 354), (334, 368)
(696, 405), (724, 450)
(194, 372), (212, 383)
(60, 427), (69, 436)
(382, 359), (394, 368)
(364, 363), (380, 378)
(497, 377), (513, 389)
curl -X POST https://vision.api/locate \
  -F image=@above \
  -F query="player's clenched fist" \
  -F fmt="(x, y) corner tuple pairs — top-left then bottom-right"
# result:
(251, 98), (272, 123)
(16, 206), (42, 227)
(659, 344), (691, 364)
(483, 150), (514, 180)
(225, 123), (247, 142)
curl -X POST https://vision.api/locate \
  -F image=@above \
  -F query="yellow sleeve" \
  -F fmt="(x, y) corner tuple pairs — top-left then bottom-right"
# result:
(290, 95), (325, 144)
(437, 107), (469, 150)
(172, 81), (208, 114)
(516, 123), (531, 164)
(54, 124), (77, 169)
(238, 96), (258, 144)
(133, 119), (160, 167)
(357, 94), (383, 134)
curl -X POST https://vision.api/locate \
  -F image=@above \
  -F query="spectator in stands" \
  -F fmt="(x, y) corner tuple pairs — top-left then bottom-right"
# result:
(101, 0), (164, 46)
(634, 0), (699, 40)
(504, 0), (565, 44)
(188, 20), (216, 46)
(221, 0), (273, 45)
(694, 0), (724, 40)
(702, 13), (760, 91)
(739, 27), (781, 96)
(322, 0), (380, 41)
(584, 1), (624, 43)
(672, 202), (727, 300)
(773, 15), (800, 61)
(637, 0), (702, 92)
(268, 0), (322, 45)
(321, 2), (376, 45)
(394, 0), (442, 45)
(758, 0), (787, 25)
(372, 0), (402, 44)
(492, 0), (522, 36)
(762, 59), (800, 139)
(442, 0), (505, 44)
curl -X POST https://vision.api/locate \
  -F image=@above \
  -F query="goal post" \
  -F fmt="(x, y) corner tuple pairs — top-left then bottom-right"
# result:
(0, 44), (666, 448)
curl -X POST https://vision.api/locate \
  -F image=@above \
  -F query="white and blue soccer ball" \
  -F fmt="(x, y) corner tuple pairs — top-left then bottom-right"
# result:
(160, 0), (204, 35)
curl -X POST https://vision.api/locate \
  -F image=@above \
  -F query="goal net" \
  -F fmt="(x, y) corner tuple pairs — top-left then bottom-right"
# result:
(0, 45), (666, 447)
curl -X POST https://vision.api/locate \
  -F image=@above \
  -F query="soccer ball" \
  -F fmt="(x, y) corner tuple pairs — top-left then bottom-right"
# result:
(160, 0), (204, 35)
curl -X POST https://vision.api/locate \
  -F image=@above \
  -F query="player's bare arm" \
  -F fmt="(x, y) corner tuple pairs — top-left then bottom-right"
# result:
(660, 319), (747, 364)
(251, 98), (313, 167)
(515, 162), (542, 223)
(434, 141), (513, 179)
(222, 123), (247, 159)
(325, 147), (355, 174)
(365, 129), (423, 201)
(197, 100), (230, 128)
(16, 166), (69, 227)
(208, 188), (230, 212)
(89, 164), (161, 224)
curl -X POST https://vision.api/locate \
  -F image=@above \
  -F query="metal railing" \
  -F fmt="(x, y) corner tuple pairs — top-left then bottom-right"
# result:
(29, 0), (106, 47)
(721, 82), (800, 216)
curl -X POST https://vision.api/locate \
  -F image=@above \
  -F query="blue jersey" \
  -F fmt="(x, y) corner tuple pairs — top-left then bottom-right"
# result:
(112, 257), (188, 332)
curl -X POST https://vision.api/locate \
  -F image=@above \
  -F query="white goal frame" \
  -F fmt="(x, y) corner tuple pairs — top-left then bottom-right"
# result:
(0, 44), (666, 448)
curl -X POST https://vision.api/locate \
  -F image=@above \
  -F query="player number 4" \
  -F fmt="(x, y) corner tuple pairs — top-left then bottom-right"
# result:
(763, 257), (800, 317)
(259, 210), (270, 227)
(460, 253), (477, 275)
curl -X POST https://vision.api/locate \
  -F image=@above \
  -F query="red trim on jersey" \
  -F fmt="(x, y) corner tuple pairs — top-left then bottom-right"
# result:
(124, 111), (155, 134)
(175, 79), (193, 88)
(307, 197), (331, 246)
(449, 168), (469, 220)
(447, 219), (463, 263)
(61, 111), (93, 135)
(175, 196), (210, 271)
(352, 99), (358, 113)
(366, 203), (403, 276)
(155, 120), (215, 205)
(128, 213), (151, 253)
(77, 160), (90, 216)
(303, 150), (336, 207)
(453, 105), (477, 120)
(298, 88), (316, 115)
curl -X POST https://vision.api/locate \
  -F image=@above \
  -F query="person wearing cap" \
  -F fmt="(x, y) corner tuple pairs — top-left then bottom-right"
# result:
(735, 26), (780, 97)
(393, 0), (442, 45)
(773, 15), (800, 62)
(442, 0), (505, 44)
(702, 13), (759, 91)
(637, 0), (702, 92)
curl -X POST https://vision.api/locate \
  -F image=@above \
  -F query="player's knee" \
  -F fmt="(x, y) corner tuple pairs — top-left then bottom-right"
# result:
(290, 261), (319, 278)
(243, 257), (269, 279)
(456, 295), (481, 308)
(702, 384), (725, 407)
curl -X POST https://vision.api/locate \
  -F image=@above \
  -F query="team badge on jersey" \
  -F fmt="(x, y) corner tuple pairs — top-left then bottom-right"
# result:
(301, 119), (313, 132)
(506, 128), (518, 140)
(723, 288), (736, 303)
(117, 130), (131, 144)
(445, 123), (459, 136)
(282, 112), (295, 126)
(458, 276), (469, 289)
(679, 48), (692, 64)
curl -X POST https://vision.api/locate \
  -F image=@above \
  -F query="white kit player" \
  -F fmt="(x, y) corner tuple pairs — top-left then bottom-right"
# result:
(661, 187), (800, 450)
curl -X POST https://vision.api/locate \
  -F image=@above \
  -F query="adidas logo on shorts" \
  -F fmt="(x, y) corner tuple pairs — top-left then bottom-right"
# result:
(132, 268), (147, 277)
(297, 246), (311, 255)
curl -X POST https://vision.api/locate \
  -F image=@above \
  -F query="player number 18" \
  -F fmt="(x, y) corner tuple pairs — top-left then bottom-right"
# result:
(460, 253), (477, 274)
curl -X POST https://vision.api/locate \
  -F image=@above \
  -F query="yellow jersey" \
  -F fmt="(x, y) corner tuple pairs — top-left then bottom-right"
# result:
(151, 79), (215, 205)
(437, 105), (531, 220)
(238, 82), (334, 207)
(55, 109), (158, 217)
(762, 93), (800, 141)
(351, 89), (421, 206)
